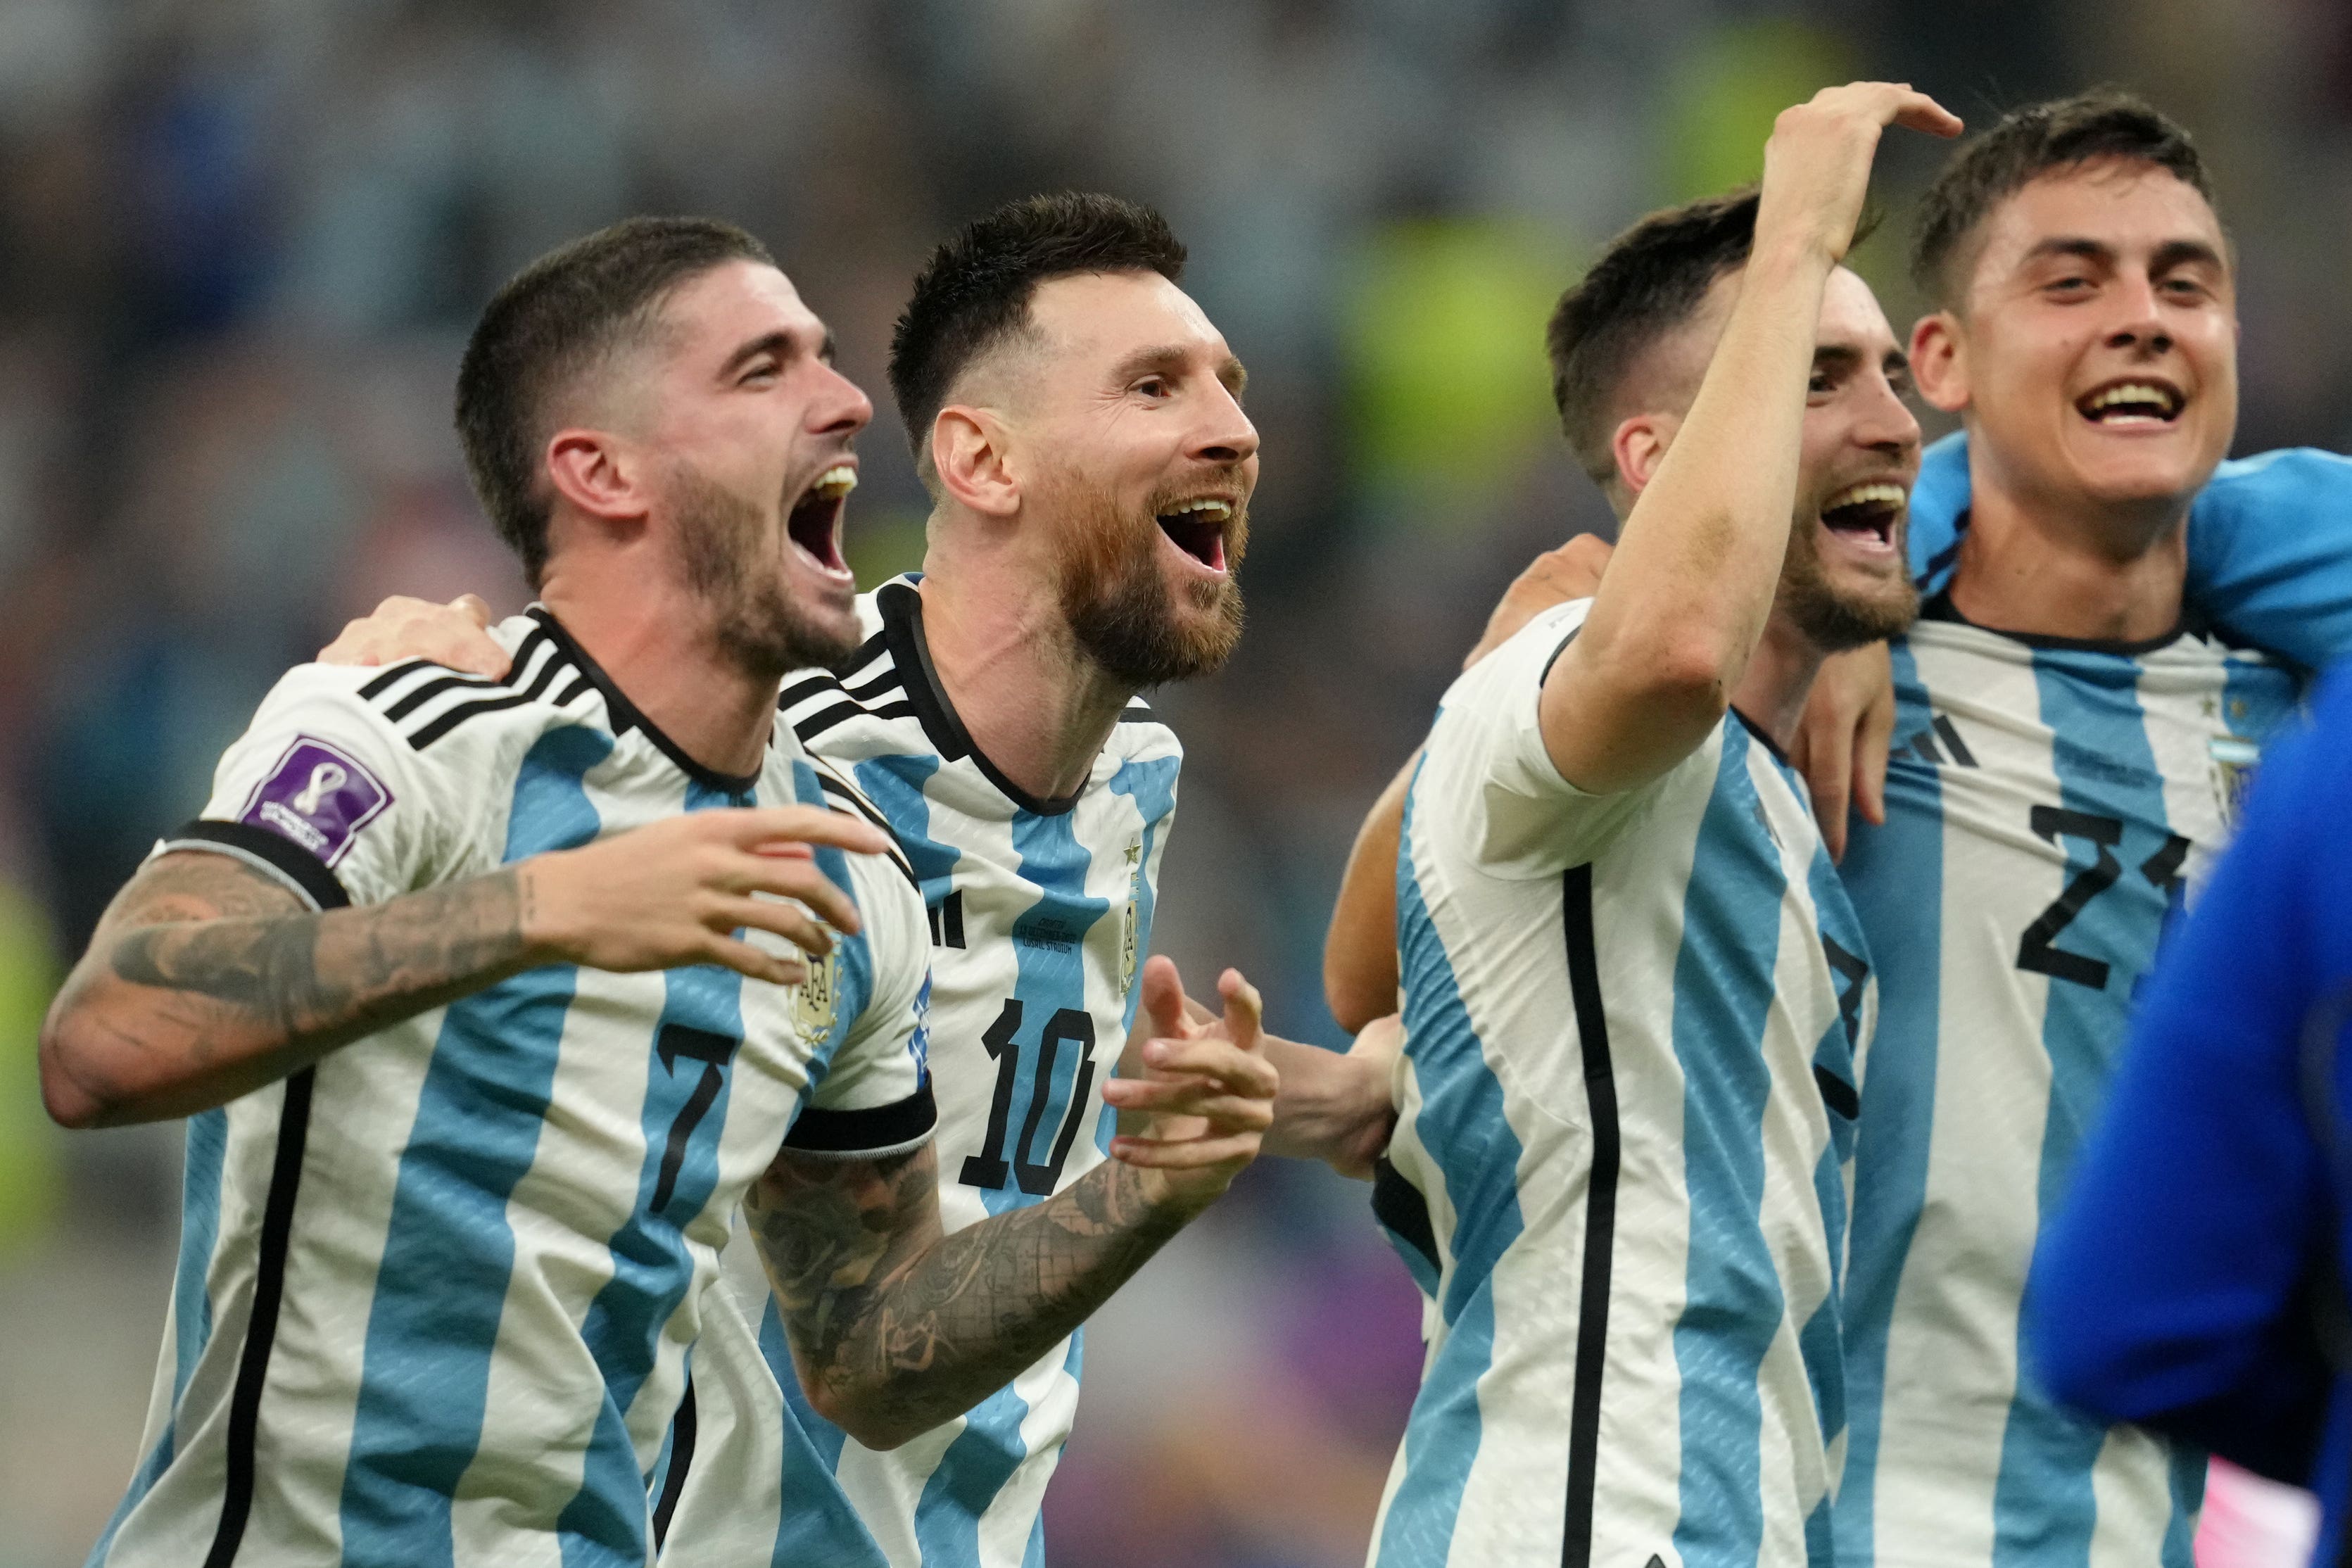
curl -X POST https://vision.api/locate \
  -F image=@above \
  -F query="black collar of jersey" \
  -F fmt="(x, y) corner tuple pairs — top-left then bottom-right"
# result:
(1918, 581), (2201, 658)
(875, 578), (1087, 817)
(525, 607), (762, 797)
(1729, 704), (1793, 766)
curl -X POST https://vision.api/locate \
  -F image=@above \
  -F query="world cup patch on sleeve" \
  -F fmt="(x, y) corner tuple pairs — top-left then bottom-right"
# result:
(239, 736), (393, 866)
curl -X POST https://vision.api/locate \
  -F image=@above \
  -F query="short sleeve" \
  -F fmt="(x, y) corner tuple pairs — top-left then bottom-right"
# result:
(1414, 598), (1697, 878)
(160, 664), (448, 911)
(778, 853), (937, 1161)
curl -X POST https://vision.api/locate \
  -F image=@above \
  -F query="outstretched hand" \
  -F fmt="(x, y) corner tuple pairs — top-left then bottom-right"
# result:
(1100, 956), (1277, 1214)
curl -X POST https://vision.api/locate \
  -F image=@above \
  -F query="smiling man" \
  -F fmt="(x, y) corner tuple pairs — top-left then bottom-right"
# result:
(1355, 85), (1954, 1568)
(1831, 94), (2307, 1568)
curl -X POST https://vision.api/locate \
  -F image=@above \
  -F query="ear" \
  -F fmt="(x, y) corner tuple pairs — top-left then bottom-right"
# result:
(1611, 411), (1680, 500)
(544, 427), (650, 526)
(931, 405), (1021, 519)
(1909, 312), (1969, 415)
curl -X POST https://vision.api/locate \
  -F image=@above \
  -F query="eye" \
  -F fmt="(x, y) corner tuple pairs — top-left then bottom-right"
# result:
(2161, 275), (2210, 301)
(1133, 375), (1172, 400)
(1809, 370), (1837, 396)
(2044, 274), (2093, 298)
(740, 358), (780, 386)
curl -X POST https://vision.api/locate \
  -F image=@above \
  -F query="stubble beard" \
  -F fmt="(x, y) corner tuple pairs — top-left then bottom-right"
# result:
(1778, 510), (1920, 655)
(672, 462), (864, 681)
(1049, 467), (1248, 690)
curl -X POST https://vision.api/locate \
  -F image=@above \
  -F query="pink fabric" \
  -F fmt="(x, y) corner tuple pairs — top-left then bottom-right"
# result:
(2198, 1458), (2322, 1568)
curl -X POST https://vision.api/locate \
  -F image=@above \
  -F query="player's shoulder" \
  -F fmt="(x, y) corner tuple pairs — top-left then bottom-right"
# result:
(776, 585), (915, 757)
(790, 750), (924, 906)
(301, 611), (612, 761)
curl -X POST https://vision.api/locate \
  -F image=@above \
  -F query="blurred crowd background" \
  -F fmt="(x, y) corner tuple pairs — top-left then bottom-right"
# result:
(5, 1), (2352, 1563)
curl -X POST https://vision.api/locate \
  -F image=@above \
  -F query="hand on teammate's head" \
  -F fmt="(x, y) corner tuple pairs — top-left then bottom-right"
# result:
(1756, 84), (1961, 265)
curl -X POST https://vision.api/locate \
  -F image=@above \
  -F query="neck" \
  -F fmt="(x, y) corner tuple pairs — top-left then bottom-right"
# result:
(538, 556), (778, 780)
(1948, 438), (2190, 643)
(1730, 610), (1828, 756)
(916, 514), (1134, 803)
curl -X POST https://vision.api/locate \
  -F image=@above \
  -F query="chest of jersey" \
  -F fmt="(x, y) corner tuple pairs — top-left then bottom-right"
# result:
(1881, 623), (2297, 1013)
(839, 747), (1175, 1220)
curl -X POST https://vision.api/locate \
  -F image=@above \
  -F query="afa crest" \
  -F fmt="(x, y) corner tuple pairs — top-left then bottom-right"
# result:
(1119, 838), (1143, 997)
(2209, 735), (2260, 831)
(794, 942), (842, 1040)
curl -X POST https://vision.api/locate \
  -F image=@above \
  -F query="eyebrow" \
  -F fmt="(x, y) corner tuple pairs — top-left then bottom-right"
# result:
(1109, 343), (1249, 396)
(2151, 238), (2227, 274)
(718, 327), (834, 379)
(1812, 343), (1912, 380)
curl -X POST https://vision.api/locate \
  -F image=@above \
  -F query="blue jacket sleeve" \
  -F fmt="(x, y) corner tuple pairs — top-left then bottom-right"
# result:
(2027, 670), (2352, 1480)
(1906, 432), (2352, 664)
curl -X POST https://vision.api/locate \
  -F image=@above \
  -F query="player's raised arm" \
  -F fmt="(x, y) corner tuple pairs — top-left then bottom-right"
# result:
(1538, 83), (1956, 795)
(39, 803), (888, 1127)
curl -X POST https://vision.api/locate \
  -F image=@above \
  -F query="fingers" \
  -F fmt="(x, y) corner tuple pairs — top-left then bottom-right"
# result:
(731, 860), (864, 938)
(451, 593), (495, 628)
(1108, 1131), (1263, 1170)
(721, 806), (892, 859)
(1139, 954), (1191, 1043)
(1216, 968), (1265, 1053)
(1139, 1032), (1279, 1099)
(319, 594), (514, 678)
(1099, 1075), (1273, 1127)
(1888, 89), (1963, 139)
(1854, 688), (1895, 830)
(703, 933), (808, 987)
(1803, 717), (1855, 863)
(712, 894), (838, 960)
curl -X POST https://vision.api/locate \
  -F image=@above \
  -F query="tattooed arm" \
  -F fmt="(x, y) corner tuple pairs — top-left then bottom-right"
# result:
(750, 961), (1278, 1450)
(39, 805), (891, 1129)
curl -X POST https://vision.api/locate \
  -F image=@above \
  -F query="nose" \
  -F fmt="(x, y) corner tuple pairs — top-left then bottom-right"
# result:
(2105, 275), (2173, 356)
(1856, 372), (1921, 457)
(809, 360), (873, 438)
(1189, 381), (1259, 468)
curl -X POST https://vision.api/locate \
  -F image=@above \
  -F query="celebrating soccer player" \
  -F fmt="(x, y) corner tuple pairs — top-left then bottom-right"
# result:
(42, 216), (1277, 1565)
(1340, 84), (1954, 1568)
(312, 194), (1395, 1567)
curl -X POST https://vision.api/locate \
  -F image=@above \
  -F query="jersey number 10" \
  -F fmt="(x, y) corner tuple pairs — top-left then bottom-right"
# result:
(959, 1000), (1099, 1196)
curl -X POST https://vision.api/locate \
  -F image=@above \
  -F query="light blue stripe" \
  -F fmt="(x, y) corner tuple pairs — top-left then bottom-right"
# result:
(1668, 722), (1789, 1568)
(557, 777), (754, 1565)
(1988, 652), (2182, 1568)
(1802, 823), (1866, 1460)
(1371, 778), (1526, 1568)
(87, 1107), (233, 1564)
(765, 1297), (890, 1568)
(338, 725), (610, 1567)
(1835, 639), (1948, 1568)
(1102, 756), (1178, 1156)
(909, 807), (1108, 1568)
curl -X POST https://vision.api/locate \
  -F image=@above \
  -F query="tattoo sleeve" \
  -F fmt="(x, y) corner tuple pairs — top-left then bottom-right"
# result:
(40, 849), (536, 1127)
(744, 1142), (1191, 1447)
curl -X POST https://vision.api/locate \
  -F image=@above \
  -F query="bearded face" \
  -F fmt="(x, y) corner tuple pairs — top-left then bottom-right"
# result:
(1776, 497), (1920, 654)
(671, 458), (866, 678)
(1042, 457), (1249, 688)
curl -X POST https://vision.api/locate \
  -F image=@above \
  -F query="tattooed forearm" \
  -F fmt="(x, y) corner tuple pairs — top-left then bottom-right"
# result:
(41, 852), (535, 1127)
(746, 1145), (1191, 1448)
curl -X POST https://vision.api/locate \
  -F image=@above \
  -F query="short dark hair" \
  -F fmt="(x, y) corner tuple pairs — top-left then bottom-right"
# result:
(1911, 89), (2215, 310)
(888, 192), (1186, 467)
(455, 215), (773, 584)
(1545, 189), (1759, 487)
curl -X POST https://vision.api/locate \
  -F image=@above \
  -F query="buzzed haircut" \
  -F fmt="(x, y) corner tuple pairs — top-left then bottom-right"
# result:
(455, 215), (773, 585)
(1911, 89), (2215, 310)
(1546, 189), (1760, 487)
(888, 191), (1186, 467)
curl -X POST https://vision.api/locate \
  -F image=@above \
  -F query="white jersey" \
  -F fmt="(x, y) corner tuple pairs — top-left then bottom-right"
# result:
(657, 576), (1181, 1568)
(88, 609), (935, 1568)
(1836, 600), (2300, 1568)
(1372, 600), (1872, 1568)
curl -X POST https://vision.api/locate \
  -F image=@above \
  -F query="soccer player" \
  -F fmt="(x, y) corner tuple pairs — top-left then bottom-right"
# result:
(1356, 84), (1952, 1568)
(317, 194), (1394, 1567)
(1823, 96), (2312, 1568)
(42, 216), (1275, 1566)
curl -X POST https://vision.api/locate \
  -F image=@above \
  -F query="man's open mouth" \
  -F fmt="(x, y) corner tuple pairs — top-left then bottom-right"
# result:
(787, 463), (856, 573)
(2076, 379), (2185, 426)
(1156, 496), (1233, 571)
(1820, 481), (1905, 548)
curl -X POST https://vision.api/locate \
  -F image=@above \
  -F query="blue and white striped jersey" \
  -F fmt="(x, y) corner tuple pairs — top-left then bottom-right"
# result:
(1836, 594), (2301, 1568)
(657, 576), (1182, 1568)
(89, 609), (935, 1568)
(1371, 600), (1873, 1568)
